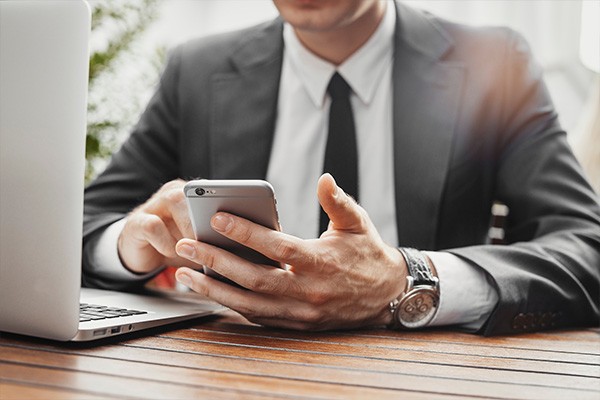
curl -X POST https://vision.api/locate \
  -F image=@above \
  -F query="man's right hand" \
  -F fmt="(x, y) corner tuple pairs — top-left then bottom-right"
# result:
(117, 179), (196, 274)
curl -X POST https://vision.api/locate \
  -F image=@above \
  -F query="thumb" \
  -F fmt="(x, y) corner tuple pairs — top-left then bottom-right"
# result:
(317, 173), (366, 233)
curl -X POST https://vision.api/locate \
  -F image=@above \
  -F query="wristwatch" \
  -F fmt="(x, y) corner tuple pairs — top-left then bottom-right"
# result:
(389, 248), (439, 329)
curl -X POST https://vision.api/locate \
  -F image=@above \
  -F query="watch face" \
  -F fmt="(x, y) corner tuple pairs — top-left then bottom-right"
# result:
(397, 287), (438, 329)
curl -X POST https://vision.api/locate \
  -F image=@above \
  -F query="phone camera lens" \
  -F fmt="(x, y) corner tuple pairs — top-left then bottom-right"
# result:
(195, 188), (206, 196)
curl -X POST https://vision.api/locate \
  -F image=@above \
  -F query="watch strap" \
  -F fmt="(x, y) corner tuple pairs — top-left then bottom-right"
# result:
(388, 248), (439, 329)
(398, 247), (436, 286)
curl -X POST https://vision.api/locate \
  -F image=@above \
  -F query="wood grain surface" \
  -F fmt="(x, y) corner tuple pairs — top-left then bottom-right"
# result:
(1, 310), (599, 399)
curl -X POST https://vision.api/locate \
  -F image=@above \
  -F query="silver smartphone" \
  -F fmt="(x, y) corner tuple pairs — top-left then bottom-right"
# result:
(184, 179), (282, 284)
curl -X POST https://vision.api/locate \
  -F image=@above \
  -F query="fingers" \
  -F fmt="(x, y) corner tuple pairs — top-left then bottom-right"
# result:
(317, 173), (367, 233)
(210, 213), (313, 266)
(175, 266), (326, 330)
(146, 180), (193, 239)
(134, 213), (179, 258)
(118, 179), (192, 273)
(175, 238), (294, 296)
(175, 267), (293, 319)
(175, 267), (265, 312)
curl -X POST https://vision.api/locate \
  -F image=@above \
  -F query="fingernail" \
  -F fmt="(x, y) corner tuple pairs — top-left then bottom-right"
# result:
(212, 214), (233, 232)
(177, 243), (196, 258)
(333, 184), (341, 199)
(328, 175), (340, 198)
(177, 272), (191, 287)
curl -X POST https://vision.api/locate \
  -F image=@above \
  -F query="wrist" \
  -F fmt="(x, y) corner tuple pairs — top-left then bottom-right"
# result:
(375, 245), (408, 327)
(387, 247), (440, 330)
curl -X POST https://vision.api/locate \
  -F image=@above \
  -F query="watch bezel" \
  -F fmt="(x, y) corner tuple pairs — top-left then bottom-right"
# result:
(388, 248), (440, 330)
(394, 283), (439, 329)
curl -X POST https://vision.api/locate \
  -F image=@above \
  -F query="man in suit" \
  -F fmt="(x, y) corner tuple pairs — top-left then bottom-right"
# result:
(83, 0), (600, 335)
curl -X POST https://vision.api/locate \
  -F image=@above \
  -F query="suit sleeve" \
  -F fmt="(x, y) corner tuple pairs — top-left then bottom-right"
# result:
(449, 32), (600, 335)
(81, 46), (184, 290)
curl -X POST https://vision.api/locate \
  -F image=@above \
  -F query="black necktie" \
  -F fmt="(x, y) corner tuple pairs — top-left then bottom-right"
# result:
(320, 72), (358, 234)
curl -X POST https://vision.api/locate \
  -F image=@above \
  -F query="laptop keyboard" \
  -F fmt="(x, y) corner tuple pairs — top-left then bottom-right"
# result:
(79, 303), (148, 322)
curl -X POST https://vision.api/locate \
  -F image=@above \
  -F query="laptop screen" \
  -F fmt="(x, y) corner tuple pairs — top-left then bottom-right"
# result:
(0, 1), (91, 340)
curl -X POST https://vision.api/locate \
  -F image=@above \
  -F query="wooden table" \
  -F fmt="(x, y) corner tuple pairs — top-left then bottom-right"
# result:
(1, 310), (599, 399)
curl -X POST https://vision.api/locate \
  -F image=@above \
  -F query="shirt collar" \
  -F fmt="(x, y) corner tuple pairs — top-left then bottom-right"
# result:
(283, 1), (395, 107)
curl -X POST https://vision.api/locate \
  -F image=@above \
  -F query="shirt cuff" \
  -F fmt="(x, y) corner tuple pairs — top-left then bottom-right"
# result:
(424, 251), (499, 331)
(89, 218), (159, 282)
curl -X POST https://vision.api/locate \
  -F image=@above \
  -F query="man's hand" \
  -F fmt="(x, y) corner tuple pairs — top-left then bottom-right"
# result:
(174, 174), (407, 330)
(118, 179), (195, 274)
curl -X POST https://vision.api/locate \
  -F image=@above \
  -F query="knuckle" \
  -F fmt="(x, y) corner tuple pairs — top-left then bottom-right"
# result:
(164, 187), (184, 204)
(298, 307), (324, 326)
(191, 278), (210, 298)
(161, 242), (178, 258)
(232, 223), (253, 244)
(201, 251), (216, 267)
(163, 187), (185, 205)
(181, 220), (194, 239)
(144, 181), (182, 211)
(274, 239), (296, 260)
(319, 251), (340, 271)
(248, 275), (275, 293)
(341, 191), (354, 208)
(162, 180), (183, 191)
(141, 215), (163, 236)
(307, 287), (330, 306)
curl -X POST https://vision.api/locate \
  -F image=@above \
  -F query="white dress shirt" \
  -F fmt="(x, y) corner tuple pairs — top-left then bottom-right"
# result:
(91, 2), (498, 330)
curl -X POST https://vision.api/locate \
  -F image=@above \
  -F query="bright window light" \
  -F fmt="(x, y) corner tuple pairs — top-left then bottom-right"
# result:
(580, 0), (600, 72)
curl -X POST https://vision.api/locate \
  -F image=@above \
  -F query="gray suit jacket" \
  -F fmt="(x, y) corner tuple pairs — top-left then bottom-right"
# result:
(83, 2), (600, 335)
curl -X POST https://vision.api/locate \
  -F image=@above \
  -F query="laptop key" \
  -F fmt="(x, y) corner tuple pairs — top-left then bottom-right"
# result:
(79, 303), (149, 322)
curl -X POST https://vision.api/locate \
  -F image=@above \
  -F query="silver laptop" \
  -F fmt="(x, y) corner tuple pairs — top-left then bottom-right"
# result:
(0, 0), (223, 341)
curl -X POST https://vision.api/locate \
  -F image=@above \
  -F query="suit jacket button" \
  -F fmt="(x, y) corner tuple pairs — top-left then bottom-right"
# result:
(551, 311), (562, 327)
(540, 312), (551, 328)
(524, 313), (535, 330)
(513, 314), (525, 330)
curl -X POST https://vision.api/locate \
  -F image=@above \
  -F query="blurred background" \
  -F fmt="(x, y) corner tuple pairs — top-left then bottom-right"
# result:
(86, 0), (599, 191)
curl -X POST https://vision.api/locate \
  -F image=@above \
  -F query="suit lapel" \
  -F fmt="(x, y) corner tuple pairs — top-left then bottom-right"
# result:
(392, 2), (465, 249)
(208, 6), (464, 249)
(209, 20), (284, 179)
